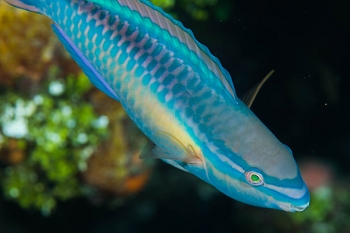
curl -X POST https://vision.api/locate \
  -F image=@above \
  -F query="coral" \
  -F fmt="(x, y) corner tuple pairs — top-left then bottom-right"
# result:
(0, 2), (53, 84)
(0, 70), (108, 215)
(0, 2), (81, 87)
(0, 1), (153, 215)
(151, 0), (175, 9)
(82, 90), (151, 198)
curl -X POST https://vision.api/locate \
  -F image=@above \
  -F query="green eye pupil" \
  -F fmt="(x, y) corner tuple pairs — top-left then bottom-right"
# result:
(245, 170), (264, 186)
(251, 174), (260, 182)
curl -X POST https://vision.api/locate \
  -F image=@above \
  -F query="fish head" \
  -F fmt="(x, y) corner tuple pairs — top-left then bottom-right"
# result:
(203, 134), (310, 212)
(235, 156), (310, 212)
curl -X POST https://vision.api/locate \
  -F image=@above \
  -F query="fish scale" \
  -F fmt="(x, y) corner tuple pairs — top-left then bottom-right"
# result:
(21, 0), (223, 179)
(54, 1), (186, 138)
(4, 0), (309, 212)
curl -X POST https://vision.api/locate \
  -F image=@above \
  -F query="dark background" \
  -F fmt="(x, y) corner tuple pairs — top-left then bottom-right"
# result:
(1, 0), (350, 232)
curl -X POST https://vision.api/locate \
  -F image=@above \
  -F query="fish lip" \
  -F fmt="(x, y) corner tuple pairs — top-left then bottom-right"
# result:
(289, 202), (309, 212)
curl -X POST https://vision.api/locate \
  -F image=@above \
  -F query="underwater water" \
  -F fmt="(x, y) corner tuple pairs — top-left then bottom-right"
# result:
(0, 0), (350, 232)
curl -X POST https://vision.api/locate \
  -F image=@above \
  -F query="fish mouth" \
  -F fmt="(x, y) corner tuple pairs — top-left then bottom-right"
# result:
(289, 202), (309, 212)
(279, 202), (309, 212)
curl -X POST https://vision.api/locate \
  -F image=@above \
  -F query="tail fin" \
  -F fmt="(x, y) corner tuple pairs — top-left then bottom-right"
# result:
(3, 0), (41, 13)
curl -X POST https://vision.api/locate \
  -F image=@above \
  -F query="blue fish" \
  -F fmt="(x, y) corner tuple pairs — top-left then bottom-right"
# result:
(4, 0), (309, 211)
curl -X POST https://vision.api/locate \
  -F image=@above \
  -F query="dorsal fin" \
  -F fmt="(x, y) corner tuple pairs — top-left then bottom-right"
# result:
(90, 0), (237, 99)
(242, 70), (275, 108)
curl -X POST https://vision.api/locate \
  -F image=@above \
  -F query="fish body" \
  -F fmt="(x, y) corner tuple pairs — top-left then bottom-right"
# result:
(4, 0), (309, 211)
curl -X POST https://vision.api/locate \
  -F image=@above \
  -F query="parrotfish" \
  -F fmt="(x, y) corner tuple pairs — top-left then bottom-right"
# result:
(4, 0), (309, 211)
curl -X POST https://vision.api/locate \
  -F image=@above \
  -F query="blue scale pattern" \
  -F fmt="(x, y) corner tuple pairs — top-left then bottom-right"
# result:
(47, 0), (229, 148)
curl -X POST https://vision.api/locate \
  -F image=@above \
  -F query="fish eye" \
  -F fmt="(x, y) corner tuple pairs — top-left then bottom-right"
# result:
(245, 170), (264, 186)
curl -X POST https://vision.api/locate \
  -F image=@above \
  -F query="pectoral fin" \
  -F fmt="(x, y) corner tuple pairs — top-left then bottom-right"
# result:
(242, 70), (275, 108)
(161, 159), (189, 172)
(139, 132), (201, 165)
(51, 24), (120, 101)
